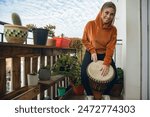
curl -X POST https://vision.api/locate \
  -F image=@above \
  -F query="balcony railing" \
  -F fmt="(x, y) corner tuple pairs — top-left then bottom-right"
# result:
(0, 43), (76, 100)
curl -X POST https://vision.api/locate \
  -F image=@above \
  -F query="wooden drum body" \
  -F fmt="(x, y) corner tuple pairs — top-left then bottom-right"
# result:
(87, 60), (115, 92)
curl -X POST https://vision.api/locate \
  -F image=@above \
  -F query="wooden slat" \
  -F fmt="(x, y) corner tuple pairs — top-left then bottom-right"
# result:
(0, 45), (41, 58)
(52, 56), (56, 65)
(39, 56), (45, 100)
(12, 86), (40, 100)
(47, 87), (51, 98)
(38, 75), (64, 85)
(24, 57), (31, 86)
(0, 86), (28, 100)
(12, 57), (21, 90)
(64, 77), (67, 88)
(60, 80), (63, 87)
(32, 57), (38, 73)
(31, 57), (38, 100)
(40, 56), (45, 66)
(0, 59), (6, 95)
(47, 56), (51, 66)
(56, 82), (59, 97)
(0, 43), (76, 59)
(53, 84), (56, 99)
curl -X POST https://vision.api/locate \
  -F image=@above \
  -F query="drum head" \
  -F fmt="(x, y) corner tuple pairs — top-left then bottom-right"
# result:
(87, 60), (114, 83)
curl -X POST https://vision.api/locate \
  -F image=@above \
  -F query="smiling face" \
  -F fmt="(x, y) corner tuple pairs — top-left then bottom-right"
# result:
(101, 7), (115, 24)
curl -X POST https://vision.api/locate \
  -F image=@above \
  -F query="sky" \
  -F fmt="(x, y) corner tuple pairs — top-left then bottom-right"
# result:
(0, 0), (106, 38)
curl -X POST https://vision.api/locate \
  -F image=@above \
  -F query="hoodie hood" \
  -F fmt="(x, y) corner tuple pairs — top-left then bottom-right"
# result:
(95, 10), (114, 29)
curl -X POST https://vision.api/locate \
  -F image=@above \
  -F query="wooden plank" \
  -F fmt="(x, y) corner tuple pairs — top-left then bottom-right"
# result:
(0, 42), (76, 58)
(12, 57), (21, 90)
(24, 57), (31, 86)
(53, 84), (56, 99)
(60, 80), (63, 87)
(39, 85), (45, 100)
(52, 56), (56, 65)
(56, 82), (59, 97)
(40, 56), (45, 66)
(47, 87), (51, 98)
(0, 42), (76, 49)
(0, 59), (6, 95)
(0, 43), (76, 59)
(31, 57), (38, 99)
(0, 86), (28, 100)
(0, 45), (41, 58)
(38, 75), (64, 85)
(32, 57), (38, 73)
(39, 75), (65, 100)
(41, 48), (53, 56)
(47, 56), (51, 66)
(12, 86), (40, 100)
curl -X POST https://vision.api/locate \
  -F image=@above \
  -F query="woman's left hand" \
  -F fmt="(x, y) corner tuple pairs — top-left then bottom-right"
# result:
(100, 65), (110, 77)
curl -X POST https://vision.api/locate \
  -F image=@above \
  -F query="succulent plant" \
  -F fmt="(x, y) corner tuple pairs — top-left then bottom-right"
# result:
(43, 24), (56, 37)
(26, 24), (37, 31)
(26, 23), (56, 37)
(11, 12), (22, 25)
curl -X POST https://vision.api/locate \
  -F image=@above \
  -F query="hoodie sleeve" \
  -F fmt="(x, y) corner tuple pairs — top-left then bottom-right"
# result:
(103, 27), (117, 66)
(82, 22), (96, 54)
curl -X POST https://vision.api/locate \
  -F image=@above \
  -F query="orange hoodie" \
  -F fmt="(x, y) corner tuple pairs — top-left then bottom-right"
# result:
(82, 11), (117, 66)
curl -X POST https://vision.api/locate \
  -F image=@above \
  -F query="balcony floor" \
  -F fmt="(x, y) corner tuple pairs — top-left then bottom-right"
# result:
(62, 89), (123, 100)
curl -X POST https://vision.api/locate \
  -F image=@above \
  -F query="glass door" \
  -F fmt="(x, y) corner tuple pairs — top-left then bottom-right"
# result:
(141, 0), (150, 100)
(148, 0), (150, 100)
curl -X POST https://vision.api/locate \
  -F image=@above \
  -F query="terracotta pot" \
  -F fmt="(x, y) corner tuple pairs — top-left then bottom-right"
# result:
(110, 84), (123, 97)
(72, 85), (84, 95)
(46, 39), (56, 47)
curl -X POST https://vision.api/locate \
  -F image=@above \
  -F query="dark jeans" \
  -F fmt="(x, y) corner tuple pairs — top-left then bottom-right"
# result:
(81, 50), (118, 95)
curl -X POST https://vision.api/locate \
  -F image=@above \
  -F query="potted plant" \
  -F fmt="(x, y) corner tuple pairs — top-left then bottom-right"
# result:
(52, 54), (84, 95)
(4, 12), (28, 44)
(110, 67), (124, 97)
(38, 65), (51, 80)
(26, 24), (55, 45)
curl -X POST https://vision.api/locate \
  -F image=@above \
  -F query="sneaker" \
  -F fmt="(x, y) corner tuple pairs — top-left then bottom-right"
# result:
(102, 95), (110, 100)
(86, 95), (94, 100)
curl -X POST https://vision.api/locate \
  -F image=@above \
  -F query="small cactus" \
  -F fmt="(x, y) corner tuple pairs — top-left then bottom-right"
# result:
(11, 12), (22, 25)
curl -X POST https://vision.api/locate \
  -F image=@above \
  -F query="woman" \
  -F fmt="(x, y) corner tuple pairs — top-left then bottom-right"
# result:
(81, 1), (118, 100)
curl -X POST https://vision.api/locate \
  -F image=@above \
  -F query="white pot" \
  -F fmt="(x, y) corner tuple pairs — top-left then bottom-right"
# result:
(27, 74), (39, 86)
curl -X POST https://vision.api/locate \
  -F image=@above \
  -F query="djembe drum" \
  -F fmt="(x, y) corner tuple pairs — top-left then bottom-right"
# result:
(87, 60), (115, 99)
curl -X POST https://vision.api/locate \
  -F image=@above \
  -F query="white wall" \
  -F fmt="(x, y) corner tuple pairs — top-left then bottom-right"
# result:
(124, 0), (141, 99)
(113, 0), (126, 68)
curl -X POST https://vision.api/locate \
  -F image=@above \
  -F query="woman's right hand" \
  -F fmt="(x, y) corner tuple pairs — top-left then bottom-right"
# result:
(91, 53), (97, 62)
